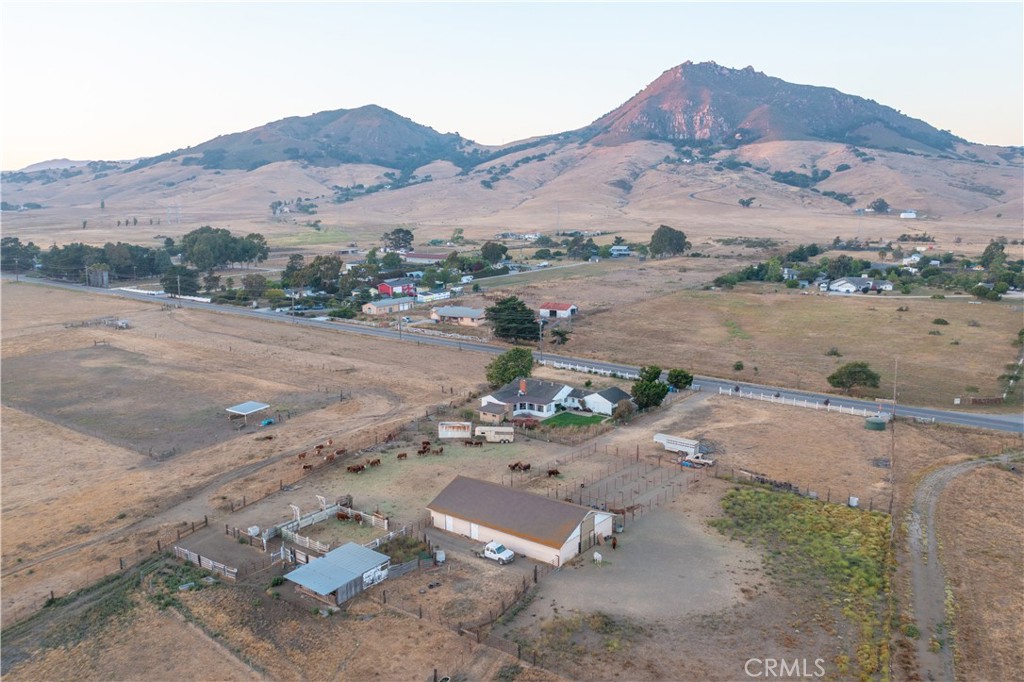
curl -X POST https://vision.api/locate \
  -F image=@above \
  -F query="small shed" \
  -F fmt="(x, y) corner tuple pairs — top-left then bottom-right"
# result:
(478, 402), (508, 425)
(226, 401), (271, 425)
(539, 302), (578, 318)
(284, 543), (390, 606)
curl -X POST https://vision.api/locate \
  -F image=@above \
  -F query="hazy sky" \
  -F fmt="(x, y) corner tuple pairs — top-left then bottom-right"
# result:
(2, 2), (1022, 170)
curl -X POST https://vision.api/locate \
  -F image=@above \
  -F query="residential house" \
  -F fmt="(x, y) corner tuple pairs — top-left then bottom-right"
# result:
(829, 277), (874, 294)
(481, 378), (574, 419)
(362, 297), (416, 315)
(583, 386), (633, 416)
(377, 277), (417, 297)
(417, 290), (452, 304)
(782, 268), (799, 281)
(539, 302), (578, 318)
(477, 402), (508, 424)
(430, 306), (486, 327)
(609, 245), (631, 258)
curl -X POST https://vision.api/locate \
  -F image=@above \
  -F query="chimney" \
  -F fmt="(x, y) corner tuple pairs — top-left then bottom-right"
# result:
(519, 378), (527, 395)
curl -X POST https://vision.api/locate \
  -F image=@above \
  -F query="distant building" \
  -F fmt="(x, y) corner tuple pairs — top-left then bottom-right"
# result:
(362, 297), (416, 315)
(539, 302), (578, 318)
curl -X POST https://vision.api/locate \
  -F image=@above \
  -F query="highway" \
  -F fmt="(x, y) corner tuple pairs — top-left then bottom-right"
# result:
(13, 278), (1024, 434)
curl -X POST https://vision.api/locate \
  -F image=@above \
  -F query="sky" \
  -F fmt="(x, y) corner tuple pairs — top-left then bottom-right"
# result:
(2, 1), (1022, 170)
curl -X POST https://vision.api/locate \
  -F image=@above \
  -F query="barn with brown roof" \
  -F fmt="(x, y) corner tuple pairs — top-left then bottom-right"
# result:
(426, 476), (614, 566)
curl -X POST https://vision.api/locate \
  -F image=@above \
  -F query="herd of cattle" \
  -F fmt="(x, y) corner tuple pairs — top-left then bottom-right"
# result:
(292, 436), (562, 479)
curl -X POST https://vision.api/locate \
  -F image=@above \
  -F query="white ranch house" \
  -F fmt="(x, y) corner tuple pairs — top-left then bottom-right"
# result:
(480, 377), (634, 418)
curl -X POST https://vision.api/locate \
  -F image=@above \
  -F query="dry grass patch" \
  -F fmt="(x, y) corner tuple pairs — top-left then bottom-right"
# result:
(937, 463), (1024, 682)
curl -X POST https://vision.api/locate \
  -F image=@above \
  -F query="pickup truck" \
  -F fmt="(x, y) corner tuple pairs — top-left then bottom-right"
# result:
(472, 541), (515, 565)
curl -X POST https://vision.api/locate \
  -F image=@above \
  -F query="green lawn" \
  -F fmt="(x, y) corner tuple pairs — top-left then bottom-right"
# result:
(543, 412), (606, 427)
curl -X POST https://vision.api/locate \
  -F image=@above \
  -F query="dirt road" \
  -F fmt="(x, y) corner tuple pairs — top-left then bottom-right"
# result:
(904, 453), (1014, 681)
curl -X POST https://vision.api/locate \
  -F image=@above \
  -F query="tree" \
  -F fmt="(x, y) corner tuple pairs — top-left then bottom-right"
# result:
(979, 240), (1006, 269)
(485, 347), (534, 388)
(202, 270), (221, 292)
(649, 225), (690, 258)
(666, 368), (693, 390)
(160, 266), (200, 296)
(631, 365), (669, 409)
(550, 328), (571, 345)
(631, 368), (670, 409)
(242, 273), (268, 298)
(0, 237), (41, 272)
(381, 251), (403, 270)
(485, 296), (539, 342)
(738, 197), (755, 208)
(827, 361), (881, 394)
(612, 399), (635, 421)
(826, 254), (856, 279)
(382, 228), (414, 252)
(868, 198), (890, 214)
(480, 241), (508, 265)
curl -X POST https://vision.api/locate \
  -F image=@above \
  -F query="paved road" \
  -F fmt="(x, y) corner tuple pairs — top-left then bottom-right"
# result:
(12, 277), (1024, 434)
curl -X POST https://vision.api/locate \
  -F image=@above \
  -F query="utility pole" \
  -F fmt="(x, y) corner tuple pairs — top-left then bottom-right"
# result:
(176, 274), (181, 297)
(537, 319), (544, 363)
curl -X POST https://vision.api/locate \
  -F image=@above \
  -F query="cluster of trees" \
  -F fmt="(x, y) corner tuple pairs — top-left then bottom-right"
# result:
(0, 237), (41, 272)
(6, 238), (174, 281)
(485, 297), (539, 342)
(178, 226), (269, 270)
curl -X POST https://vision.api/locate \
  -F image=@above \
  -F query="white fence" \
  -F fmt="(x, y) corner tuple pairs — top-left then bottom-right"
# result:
(261, 503), (390, 552)
(718, 387), (883, 418)
(536, 359), (640, 380)
(173, 546), (239, 580)
(363, 526), (408, 550)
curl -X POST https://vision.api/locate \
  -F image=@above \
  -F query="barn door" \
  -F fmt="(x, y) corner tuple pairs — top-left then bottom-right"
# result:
(579, 515), (596, 552)
(470, 523), (480, 540)
(445, 516), (454, 532)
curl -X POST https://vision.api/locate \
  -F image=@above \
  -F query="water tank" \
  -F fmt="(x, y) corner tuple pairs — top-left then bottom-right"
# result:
(865, 417), (887, 431)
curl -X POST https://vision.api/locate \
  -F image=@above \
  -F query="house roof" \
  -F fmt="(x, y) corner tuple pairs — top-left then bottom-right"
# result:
(226, 401), (270, 416)
(434, 306), (485, 319)
(594, 386), (632, 404)
(539, 302), (576, 311)
(488, 377), (569, 406)
(402, 252), (449, 261)
(479, 403), (508, 415)
(382, 277), (415, 286)
(365, 296), (416, 307)
(427, 476), (594, 549)
(568, 388), (588, 399)
(284, 543), (389, 595)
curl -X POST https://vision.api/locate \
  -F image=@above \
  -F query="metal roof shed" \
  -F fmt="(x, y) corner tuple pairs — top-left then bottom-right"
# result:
(226, 401), (270, 425)
(284, 543), (390, 605)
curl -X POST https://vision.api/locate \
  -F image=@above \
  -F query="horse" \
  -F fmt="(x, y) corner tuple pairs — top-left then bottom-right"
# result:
(521, 463), (531, 471)
(302, 464), (314, 471)
(334, 448), (347, 456)
(297, 451), (307, 460)
(547, 468), (560, 477)
(327, 438), (333, 446)
(324, 453), (336, 463)
(396, 452), (408, 460)
(347, 464), (365, 473)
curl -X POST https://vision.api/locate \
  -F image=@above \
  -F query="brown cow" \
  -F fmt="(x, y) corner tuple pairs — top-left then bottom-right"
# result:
(297, 451), (307, 460)
(368, 458), (382, 467)
(324, 453), (336, 463)
(327, 438), (333, 446)
(508, 462), (522, 471)
(302, 464), (314, 471)
(521, 463), (531, 471)
(334, 448), (347, 456)
(347, 464), (365, 473)
(547, 468), (560, 477)
(336, 511), (350, 521)
(396, 452), (408, 460)
(314, 444), (325, 452)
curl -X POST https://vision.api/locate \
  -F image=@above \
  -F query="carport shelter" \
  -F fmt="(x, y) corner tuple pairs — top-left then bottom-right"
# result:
(225, 401), (270, 425)
(284, 543), (390, 606)
(427, 476), (614, 567)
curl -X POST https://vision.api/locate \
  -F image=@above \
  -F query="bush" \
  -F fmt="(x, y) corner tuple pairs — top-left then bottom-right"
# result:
(733, 361), (745, 371)
(932, 318), (949, 325)
(928, 330), (942, 336)
(825, 347), (842, 357)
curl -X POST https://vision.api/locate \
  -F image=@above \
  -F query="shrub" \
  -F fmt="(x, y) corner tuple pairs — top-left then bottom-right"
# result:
(733, 361), (745, 371)
(270, 576), (285, 587)
(928, 330), (942, 336)
(825, 347), (843, 357)
(932, 318), (949, 325)
(903, 623), (921, 639)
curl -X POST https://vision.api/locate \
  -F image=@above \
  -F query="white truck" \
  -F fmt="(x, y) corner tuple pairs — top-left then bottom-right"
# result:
(474, 426), (515, 444)
(653, 433), (700, 456)
(473, 541), (515, 565)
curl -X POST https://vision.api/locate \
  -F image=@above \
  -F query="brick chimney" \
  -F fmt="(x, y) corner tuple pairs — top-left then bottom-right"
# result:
(519, 378), (527, 395)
